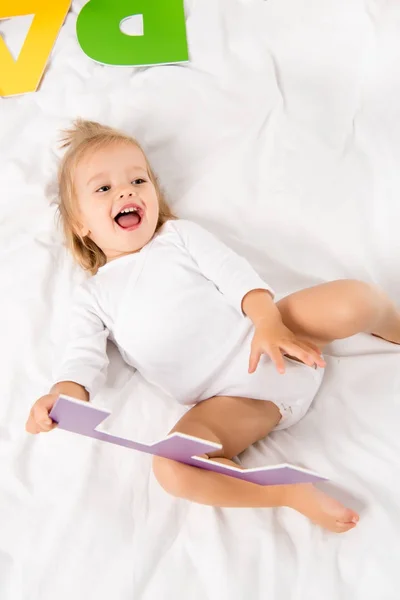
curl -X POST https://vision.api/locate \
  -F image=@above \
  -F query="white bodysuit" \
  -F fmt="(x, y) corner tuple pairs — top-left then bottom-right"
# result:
(55, 220), (323, 430)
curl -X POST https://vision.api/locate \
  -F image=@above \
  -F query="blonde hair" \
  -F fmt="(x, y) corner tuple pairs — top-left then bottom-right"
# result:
(57, 119), (176, 275)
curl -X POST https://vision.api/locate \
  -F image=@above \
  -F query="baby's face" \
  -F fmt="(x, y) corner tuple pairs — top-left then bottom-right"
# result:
(74, 142), (159, 261)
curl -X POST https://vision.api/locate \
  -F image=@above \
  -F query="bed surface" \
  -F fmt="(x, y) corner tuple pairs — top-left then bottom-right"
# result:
(1, 1), (400, 598)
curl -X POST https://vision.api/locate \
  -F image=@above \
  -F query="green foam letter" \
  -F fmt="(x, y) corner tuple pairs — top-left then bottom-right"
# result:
(76, 0), (188, 66)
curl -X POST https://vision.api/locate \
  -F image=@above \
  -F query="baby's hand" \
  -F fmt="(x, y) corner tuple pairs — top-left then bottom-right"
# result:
(25, 394), (58, 434)
(249, 320), (326, 374)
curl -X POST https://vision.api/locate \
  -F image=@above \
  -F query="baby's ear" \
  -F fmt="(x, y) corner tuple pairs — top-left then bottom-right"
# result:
(75, 221), (90, 238)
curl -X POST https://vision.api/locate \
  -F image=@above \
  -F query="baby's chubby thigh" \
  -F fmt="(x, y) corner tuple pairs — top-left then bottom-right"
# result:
(205, 330), (324, 430)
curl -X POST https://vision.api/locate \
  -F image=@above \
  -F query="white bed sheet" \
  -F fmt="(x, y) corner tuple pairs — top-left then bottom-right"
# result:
(1, 1), (400, 598)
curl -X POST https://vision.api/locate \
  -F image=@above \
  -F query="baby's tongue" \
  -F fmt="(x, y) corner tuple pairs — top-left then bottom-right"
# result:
(117, 212), (140, 228)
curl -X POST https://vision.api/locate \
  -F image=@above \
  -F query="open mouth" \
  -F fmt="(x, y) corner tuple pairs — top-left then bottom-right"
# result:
(114, 205), (143, 230)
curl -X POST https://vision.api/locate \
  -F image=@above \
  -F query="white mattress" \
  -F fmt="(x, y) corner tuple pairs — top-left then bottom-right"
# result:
(1, 1), (400, 598)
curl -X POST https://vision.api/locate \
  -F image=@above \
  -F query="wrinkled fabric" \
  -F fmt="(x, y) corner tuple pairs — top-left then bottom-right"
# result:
(1, 1), (400, 599)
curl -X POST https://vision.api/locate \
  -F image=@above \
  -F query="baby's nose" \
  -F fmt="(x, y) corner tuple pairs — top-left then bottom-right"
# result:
(119, 185), (138, 199)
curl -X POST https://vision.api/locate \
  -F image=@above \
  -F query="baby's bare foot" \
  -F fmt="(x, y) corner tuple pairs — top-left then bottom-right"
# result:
(285, 484), (359, 533)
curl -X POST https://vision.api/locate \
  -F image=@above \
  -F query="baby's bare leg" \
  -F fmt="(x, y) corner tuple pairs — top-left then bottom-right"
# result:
(153, 396), (359, 532)
(276, 279), (400, 348)
(154, 396), (283, 507)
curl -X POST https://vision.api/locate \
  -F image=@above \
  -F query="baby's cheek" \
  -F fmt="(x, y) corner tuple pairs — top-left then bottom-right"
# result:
(92, 213), (113, 241)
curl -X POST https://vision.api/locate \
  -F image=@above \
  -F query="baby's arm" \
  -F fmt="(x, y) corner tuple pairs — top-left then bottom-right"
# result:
(242, 288), (281, 326)
(173, 219), (275, 313)
(26, 284), (109, 434)
(50, 381), (89, 402)
(173, 220), (324, 373)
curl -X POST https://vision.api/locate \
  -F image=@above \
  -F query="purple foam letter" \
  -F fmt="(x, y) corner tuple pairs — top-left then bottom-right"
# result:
(50, 396), (327, 486)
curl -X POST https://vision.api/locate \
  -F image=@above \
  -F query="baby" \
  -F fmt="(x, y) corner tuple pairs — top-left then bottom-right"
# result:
(26, 120), (400, 533)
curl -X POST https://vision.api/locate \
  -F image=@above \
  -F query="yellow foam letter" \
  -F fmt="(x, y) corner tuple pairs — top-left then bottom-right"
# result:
(0, 0), (71, 97)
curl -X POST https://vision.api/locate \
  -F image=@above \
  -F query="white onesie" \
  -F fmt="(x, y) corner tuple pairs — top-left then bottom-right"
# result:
(55, 219), (323, 429)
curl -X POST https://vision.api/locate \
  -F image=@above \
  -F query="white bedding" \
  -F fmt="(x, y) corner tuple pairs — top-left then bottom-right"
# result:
(1, 1), (400, 598)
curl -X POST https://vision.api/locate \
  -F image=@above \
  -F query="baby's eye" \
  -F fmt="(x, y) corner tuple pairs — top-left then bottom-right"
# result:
(96, 185), (110, 193)
(132, 178), (146, 185)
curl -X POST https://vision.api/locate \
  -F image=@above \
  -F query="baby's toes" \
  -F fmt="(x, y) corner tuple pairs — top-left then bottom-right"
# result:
(334, 508), (359, 532)
(337, 508), (359, 525)
(335, 521), (357, 533)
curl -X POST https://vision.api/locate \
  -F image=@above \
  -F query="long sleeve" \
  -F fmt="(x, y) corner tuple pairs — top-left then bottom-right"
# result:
(53, 284), (109, 398)
(172, 219), (274, 313)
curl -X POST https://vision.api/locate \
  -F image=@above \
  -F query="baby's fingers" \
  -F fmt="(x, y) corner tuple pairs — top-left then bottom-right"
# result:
(25, 414), (51, 434)
(27, 418), (57, 434)
(26, 405), (55, 434)
(304, 340), (323, 355)
(282, 342), (314, 367)
(25, 413), (38, 434)
(296, 341), (326, 367)
(37, 418), (57, 432)
(37, 422), (57, 433)
(269, 346), (286, 374)
(33, 404), (52, 425)
(248, 346), (262, 374)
